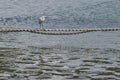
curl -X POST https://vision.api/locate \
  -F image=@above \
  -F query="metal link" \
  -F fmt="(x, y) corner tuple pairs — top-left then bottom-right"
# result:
(0, 27), (120, 35)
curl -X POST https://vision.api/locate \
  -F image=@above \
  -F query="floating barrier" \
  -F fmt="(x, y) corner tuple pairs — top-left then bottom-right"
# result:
(0, 27), (120, 35)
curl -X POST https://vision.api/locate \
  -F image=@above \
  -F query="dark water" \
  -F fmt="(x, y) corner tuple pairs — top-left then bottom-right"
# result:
(0, 0), (120, 80)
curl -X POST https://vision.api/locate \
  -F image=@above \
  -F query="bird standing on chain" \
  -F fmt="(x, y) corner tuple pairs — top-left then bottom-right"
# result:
(38, 16), (47, 29)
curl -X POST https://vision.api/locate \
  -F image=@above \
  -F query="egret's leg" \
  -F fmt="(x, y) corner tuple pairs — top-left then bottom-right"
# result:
(42, 23), (44, 29)
(40, 23), (42, 29)
(41, 23), (45, 30)
(41, 23), (44, 30)
(40, 23), (43, 29)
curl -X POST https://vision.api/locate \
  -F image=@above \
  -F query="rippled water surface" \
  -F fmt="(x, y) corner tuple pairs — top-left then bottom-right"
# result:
(0, 0), (120, 80)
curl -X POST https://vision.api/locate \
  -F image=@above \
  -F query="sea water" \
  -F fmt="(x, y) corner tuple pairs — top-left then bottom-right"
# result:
(0, 0), (120, 80)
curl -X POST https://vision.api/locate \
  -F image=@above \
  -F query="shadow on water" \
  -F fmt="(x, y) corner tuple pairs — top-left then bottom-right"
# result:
(0, 46), (120, 80)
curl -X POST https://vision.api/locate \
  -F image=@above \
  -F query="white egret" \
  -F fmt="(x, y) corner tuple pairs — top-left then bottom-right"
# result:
(39, 16), (47, 29)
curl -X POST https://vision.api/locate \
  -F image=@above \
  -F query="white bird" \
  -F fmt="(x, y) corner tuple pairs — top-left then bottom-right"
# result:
(38, 16), (47, 29)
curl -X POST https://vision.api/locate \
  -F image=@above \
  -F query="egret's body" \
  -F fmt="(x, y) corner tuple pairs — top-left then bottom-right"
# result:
(39, 16), (46, 29)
